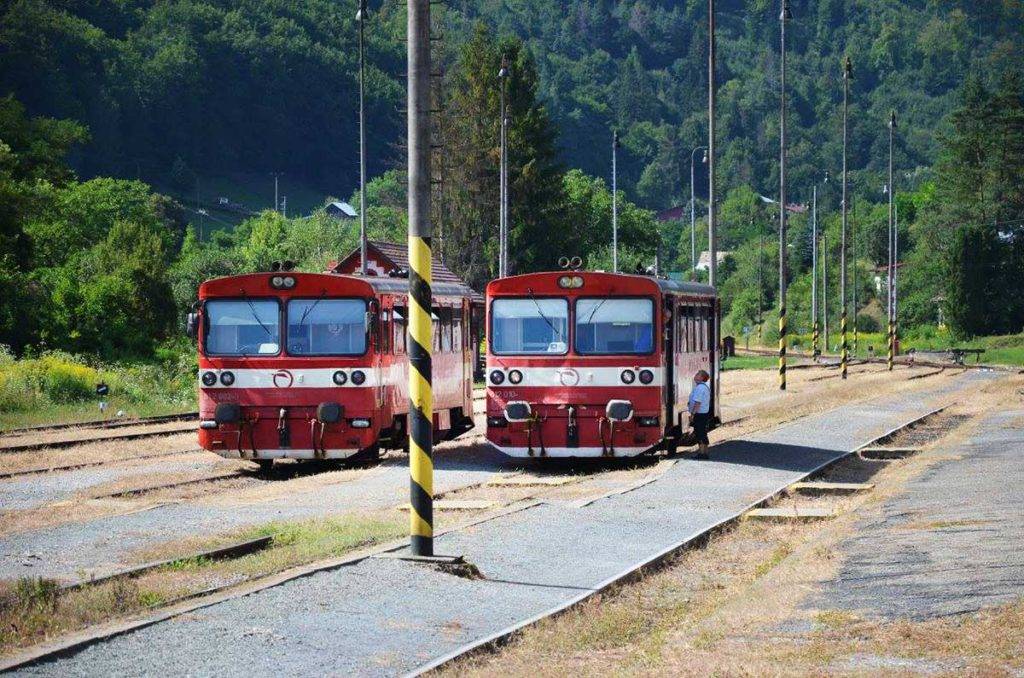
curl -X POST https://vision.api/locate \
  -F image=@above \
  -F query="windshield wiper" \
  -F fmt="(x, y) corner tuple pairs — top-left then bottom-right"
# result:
(240, 290), (273, 339)
(526, 287), (562, 339)
(297, 290), (328, 328)
(584, 297), (609, 325)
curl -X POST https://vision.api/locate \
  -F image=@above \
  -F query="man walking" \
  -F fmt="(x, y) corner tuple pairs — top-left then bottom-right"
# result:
(688, 369), (711, 460)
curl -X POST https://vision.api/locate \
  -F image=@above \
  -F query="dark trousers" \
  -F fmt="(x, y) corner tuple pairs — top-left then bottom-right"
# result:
(691, 412), (710, 445)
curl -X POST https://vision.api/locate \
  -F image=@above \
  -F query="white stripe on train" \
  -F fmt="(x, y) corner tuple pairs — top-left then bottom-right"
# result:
(486, 366), (664, 388)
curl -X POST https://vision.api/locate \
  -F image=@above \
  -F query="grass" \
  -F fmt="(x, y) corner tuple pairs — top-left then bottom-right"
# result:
(0, 346), (196, 432)
(0, 513), (404, 654)
(722, 354), (777, 371)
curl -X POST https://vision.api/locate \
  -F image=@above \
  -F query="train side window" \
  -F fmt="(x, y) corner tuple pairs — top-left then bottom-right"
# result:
(698, 308), (706, 351)
(452, 308), (463, 351)
(394, 306), (407, 354)
(686, 306), (695, 352)
(705, 306), (714, 350)
(381, 309), (391, 354)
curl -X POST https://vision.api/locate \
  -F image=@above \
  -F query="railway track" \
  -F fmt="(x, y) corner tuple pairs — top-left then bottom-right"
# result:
(1, 411), (197, 437)
(0, 423), (196, 454)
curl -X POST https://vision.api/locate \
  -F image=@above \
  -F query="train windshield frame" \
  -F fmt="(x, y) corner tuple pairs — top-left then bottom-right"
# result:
(490, 297), (569, 355)
(204, 298), (281, 356)
(286, 298), (368, 357)
(574, 296), (655, 356)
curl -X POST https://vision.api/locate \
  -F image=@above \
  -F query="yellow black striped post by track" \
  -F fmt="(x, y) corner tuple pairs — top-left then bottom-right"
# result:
(778, 308), (787, 390)
(812, 320), (819, 358)
(407, 0), (433, 557)
(840, 310), (848, 379)
(407, 235), (433, 555)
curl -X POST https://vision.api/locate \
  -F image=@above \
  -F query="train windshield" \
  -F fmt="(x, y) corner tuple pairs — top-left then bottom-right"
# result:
(205, 299), (281, 355)
(287, 299), (367, 356)
(575, 298), (654, 355)
(491, 298), (568, 355)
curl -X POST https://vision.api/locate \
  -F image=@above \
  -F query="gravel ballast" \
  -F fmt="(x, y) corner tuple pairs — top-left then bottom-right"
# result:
(7, 372), (1001, 676)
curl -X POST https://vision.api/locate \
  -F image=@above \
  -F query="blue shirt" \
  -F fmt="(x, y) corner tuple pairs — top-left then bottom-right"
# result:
(688, 381), (711, 414)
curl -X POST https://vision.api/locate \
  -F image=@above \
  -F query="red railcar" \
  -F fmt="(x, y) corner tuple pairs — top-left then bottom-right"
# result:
(485, 271), (719, 458)
(190, 270), (477, 469)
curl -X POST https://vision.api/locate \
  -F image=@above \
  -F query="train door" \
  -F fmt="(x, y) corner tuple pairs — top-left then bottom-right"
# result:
(663, 295), (676, 436)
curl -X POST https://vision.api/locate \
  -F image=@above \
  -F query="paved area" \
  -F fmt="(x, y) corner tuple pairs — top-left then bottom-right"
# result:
(10, 371), (999, 676)
(0, 442), (510, 581)
(0, 454), (223, 511)
(814, 407), (1024, 620)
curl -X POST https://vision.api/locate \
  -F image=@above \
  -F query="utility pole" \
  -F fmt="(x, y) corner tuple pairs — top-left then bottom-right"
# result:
(707, 0), (717, 289)
(758, 217), (764, 342)
(357, 0), (369, 275)
(407, 0), (433, 556)
(690, 146), (706, 274)
(777, 0), (791, 391)
(822, 226), (828, 351)
(498, 55), (509, 277)
(852, 195), (858, 355)
(840, 56), (851, 380)
(270, 172), (283, 214)
(612, 129), (620, 273)
(811, 184), (819, 358)
(281, 196), (287, 218)
(888, 110), (896, 371)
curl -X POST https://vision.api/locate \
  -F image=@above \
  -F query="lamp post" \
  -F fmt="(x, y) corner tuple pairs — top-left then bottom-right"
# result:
(840, 56), (851, 379)
(777, 0), (791, 391)
(612, 129), (620, 273)
(887, 110), (896, 371)
(689, 146), (707, 273)
(811, 171), (828, 358)
(708, 0), (717, 290)
(357, 0), (368, 275)
(498, 55), (509, 278)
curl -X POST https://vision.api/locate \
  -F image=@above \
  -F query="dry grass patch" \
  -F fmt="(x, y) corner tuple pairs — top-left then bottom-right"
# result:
(0, 512), (405, 656)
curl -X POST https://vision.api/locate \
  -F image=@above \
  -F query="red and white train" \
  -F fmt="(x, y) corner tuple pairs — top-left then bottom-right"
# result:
(188, 267), (478, 470)
(485, 270), (719, 458)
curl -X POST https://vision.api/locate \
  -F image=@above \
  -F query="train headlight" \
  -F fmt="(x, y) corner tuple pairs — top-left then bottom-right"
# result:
(219, 371), (235, 386)
(271, 275), (284, 288)
(350, 370), (366, 385)
(620, 369), (636, 384)
(332, 370), (348, 385)
(508, 369), (523, 385)
(489, 370), (505, 385)
(350, 418), (371, 428)
(201, 371), (218, 387)
(637, 416), (660, 427)
(557, 275), (584, 289)
(282, 276), (296, 289)
(639, 369), (655, 384)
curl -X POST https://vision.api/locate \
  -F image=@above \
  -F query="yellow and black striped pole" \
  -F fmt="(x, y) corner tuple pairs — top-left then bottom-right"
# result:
(887, 319), (894, 372)
(812, 321), (819, 359)
(778, 309), (787, 390)
(841, 310), (848, 379)
(407, 0), (433, 556)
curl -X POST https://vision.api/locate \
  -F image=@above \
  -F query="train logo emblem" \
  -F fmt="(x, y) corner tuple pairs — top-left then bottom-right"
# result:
(558, 368), (580, 386)
(272, 369), (294, 388)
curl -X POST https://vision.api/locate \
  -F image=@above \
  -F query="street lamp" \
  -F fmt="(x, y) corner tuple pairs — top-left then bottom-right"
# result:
(498, 55), (509, 277)
(811, 170), (829, 358)
(887, 110), (897, 371)
(777, 0), (792, 391)
(840, 56), (851, 380)
(357, 0), (369, 275)
(690, 146), (708, 273)
(612, 129), (620, 273)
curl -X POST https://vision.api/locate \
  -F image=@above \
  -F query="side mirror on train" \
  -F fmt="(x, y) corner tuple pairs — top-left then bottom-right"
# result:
(365, 310), (380, 348)
(185, 312), (199, 340)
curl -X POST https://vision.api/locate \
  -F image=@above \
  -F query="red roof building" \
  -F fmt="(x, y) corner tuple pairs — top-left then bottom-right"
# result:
(329, 240), (478, 293)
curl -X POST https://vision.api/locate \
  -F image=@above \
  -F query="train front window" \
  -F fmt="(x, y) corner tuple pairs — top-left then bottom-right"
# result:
(205, 299), (280, 356)
(287, 299), (367, 356)
(575, 298), (654, 355)
(491, 298), (568, 355)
